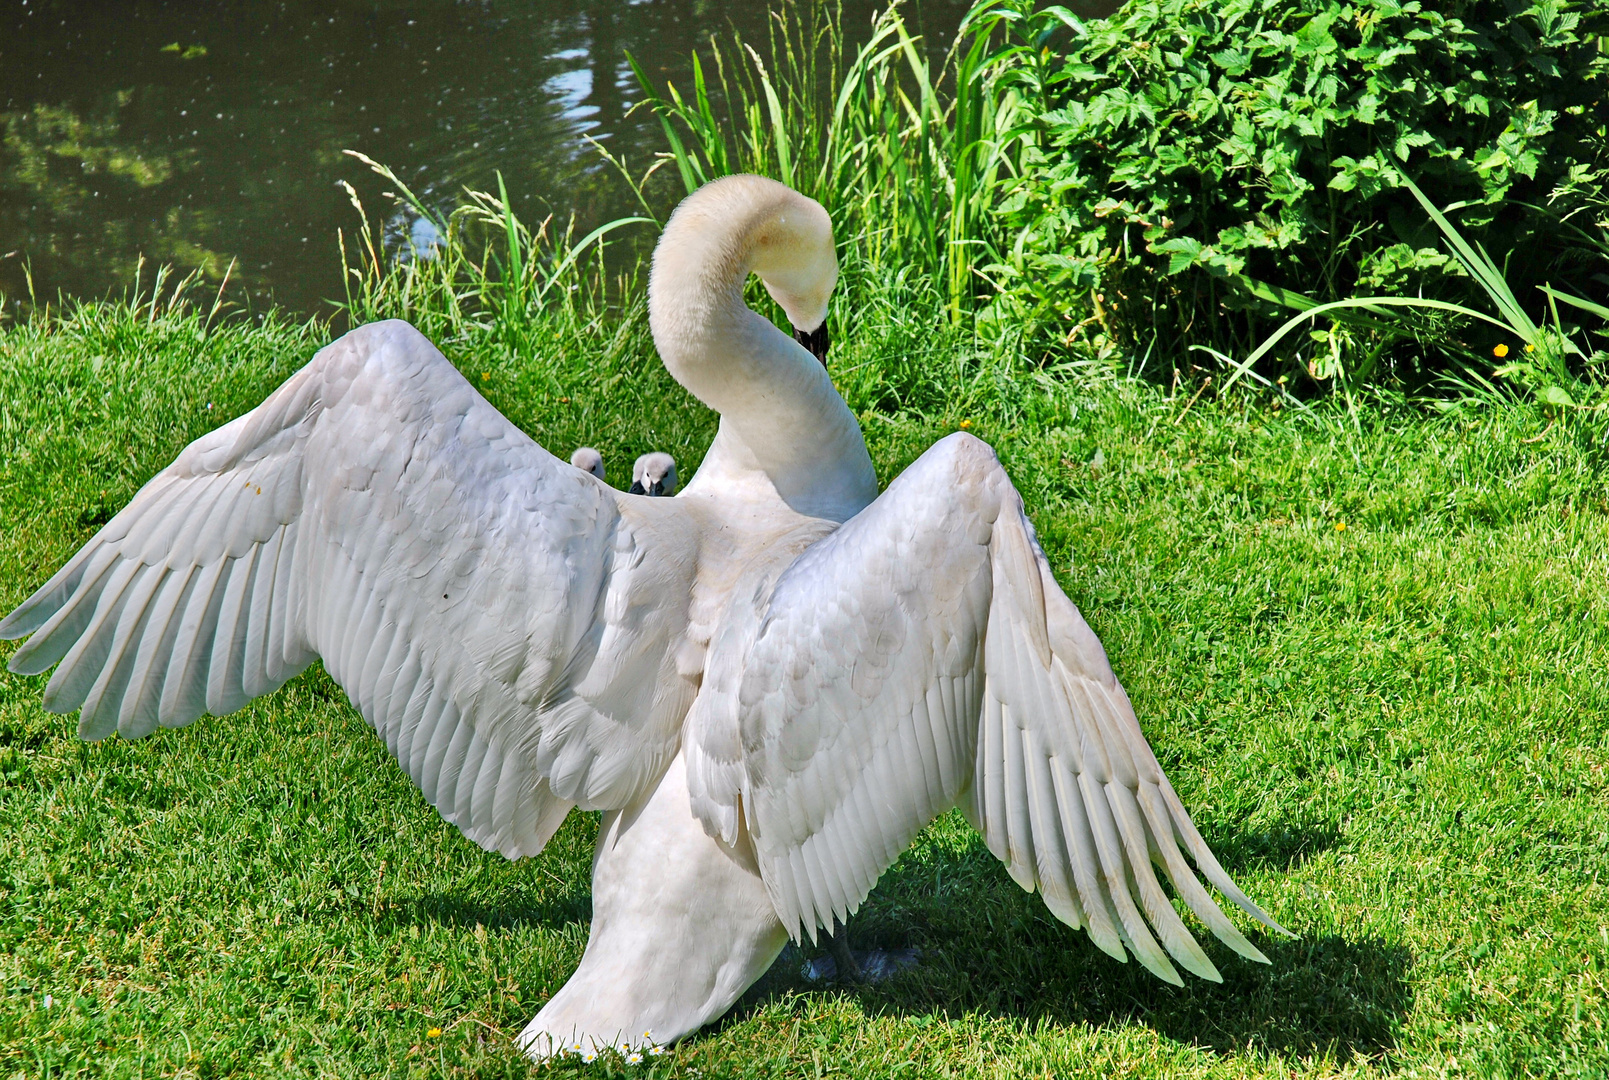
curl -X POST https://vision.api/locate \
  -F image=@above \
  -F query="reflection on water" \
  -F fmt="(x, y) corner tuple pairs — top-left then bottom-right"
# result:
(1, 0), (967, 316)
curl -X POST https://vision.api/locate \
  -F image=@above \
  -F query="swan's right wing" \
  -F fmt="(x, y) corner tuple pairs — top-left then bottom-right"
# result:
(688, 433), (1287, 984)
(2, 320), (700, 858)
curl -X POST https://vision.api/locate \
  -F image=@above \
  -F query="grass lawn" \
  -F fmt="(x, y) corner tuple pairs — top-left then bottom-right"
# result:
(1, 300), (1606, 1078)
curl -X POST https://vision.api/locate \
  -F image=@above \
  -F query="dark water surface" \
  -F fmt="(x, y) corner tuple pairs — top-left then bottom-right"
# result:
(1, 0), (967, 317)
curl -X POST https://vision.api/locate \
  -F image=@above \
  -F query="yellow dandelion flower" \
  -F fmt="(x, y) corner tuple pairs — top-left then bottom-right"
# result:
(1335, 521), (1347, 532)
(427, 1027), (442, 1038)
(958, 419), (973, 430)
(1525, 343), (1536, 353)
(481, 372), (490, 381)
(1493, 343), (1509, 358)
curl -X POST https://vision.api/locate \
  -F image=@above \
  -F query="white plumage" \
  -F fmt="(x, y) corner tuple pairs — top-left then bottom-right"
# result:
(1, 174), (1286, 1056)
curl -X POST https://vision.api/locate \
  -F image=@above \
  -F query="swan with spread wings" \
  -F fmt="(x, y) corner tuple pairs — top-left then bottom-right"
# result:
(1, 175), (1287, 1056)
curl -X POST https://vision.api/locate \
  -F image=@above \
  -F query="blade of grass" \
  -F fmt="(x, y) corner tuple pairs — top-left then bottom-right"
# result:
(1399, 172), (1540, 341)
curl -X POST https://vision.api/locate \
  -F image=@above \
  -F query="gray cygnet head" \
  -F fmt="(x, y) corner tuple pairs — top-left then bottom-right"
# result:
(629, 452), (678, 497)
(570, 447), (606, 481)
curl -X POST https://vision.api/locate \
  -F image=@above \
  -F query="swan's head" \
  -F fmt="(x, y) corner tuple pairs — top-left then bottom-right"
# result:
(629, 452), (678, 497)
(650, 174), (837, 364)
(747, 196), (837, 359)
(570, 447), (606, 481)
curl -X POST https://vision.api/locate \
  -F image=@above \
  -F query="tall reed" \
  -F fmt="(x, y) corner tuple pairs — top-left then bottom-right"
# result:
(334, 151), (653, 356)
(627, 0), (1045, 327)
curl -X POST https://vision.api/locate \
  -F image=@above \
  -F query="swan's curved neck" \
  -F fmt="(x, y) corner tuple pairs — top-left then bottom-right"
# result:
(649, 182), (877, 523)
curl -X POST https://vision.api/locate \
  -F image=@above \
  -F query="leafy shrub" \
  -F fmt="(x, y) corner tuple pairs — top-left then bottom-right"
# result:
(986, 0), (1608, 383)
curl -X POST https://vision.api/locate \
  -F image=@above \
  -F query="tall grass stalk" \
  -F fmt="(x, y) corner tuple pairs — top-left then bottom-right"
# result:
(628, 1), (1041, 326)
(335, 150), (652, 352)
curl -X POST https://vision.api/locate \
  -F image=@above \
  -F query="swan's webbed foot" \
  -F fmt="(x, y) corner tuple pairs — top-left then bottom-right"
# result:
(802, 921), (921, 985)
(825, 919), (862, 983)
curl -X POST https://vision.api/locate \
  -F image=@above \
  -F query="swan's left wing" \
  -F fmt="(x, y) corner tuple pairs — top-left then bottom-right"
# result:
(687, 433), (1287, 985)
(1, 321), (700, 859)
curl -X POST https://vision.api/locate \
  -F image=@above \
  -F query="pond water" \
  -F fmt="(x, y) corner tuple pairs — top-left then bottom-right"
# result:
(1, 0), (968, 317)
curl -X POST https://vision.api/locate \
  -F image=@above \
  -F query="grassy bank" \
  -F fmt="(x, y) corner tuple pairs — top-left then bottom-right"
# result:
(2, 4), (1607, 1072)
(1, 291), (1607, 1078)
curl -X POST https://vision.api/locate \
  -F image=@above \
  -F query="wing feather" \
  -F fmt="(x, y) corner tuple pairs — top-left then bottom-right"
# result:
(1106, 780), (1219, 981)
(375, 629), (418, 730)
(121, 564), (198, 738)
(1079, 769), (1178, 984)
(159, 558), (229, 726)
(359, 618), (404, 727)
(7, 546), (123, 673)
(409, 683), (451, 790)
(135, 474), (215, 565)
(456, 724), (492, 829)
(1019, 727), (1075, 924)
(326, 555), (373, 689)
(1133, 780), (1268, 964)
(242, 523), (291, 699)
(383, 647), (426, 760)
(206, 548), (262, 717)
(421, 698), (469, 810)
(977, 687), (1008, 858)
(43, 559), (144, 715)
(2, 537), (120, 645)
(80, 565), (170, 738)
(999, 701), (1038, 891)
(346, 576), (390, 713)
(910, 688), (946, 815)
(1157, 774), (1288, 936)
(1049, 759), (1125, 959)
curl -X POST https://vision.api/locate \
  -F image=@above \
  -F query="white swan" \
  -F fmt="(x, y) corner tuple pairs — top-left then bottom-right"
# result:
(629, 452), (677, 496)
(0, 175), (1287, 1057)
(569, 446), (606, 481)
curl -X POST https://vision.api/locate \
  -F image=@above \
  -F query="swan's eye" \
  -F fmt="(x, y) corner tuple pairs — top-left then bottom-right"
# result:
(794, 324), (830, 365)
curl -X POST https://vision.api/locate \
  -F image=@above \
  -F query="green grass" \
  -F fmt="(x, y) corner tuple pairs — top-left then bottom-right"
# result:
(2, 290), (1607, 1079)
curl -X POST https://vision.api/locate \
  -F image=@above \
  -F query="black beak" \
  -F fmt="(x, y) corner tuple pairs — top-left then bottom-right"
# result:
(629, 479), (666, 496)
(628, 480), (645, 495)
(794, 324), (830, 366)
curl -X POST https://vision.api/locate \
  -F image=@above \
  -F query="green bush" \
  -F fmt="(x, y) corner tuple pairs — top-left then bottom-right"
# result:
(987, 0), (1608, 382)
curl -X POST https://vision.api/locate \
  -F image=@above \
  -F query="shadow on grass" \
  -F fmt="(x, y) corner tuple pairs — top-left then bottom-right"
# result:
(367, 810), (600, 934)
(732, 927), (1408, 1063)
(1199, 820), (1342, 875)
(717, 822), (1407, 1063)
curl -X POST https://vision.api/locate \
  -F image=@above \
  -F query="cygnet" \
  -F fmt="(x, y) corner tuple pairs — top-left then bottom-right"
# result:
(570, 447), (606, 481)
(629, 452), (677, 496)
